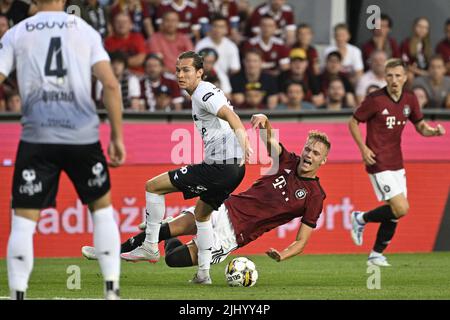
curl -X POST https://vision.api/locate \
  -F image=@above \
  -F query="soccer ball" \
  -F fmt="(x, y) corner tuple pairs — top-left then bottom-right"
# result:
(225, 257), (258, 287)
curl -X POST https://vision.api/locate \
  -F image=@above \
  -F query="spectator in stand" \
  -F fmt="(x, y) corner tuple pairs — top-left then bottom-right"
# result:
(155, 0), (205, 42)
(401, 17), (432, 78)
(412, 55), (450, 109)
(323, 23), (364, 86)
(230, 48), (278, 109)
(239, 82), (267, 110)
(195, 14), (241, 76)
(198, 47), (232, 98)
(292, 23), (320, 76)
(147, 11), (194, 74)
(366, 84), (381, 95)
(231, 0), (253, 46)
(0, 0), (37, 27)
(95, 51), (142, 111)
(361, 13), (400, 70)
(412, 86), (430, 109)
(153, 85), (176, 111)
(276, 81), (315, 110)
(319, 51), (356, 108)
(110, 0), (155, 39)
(5, 90), (21, 113)
(0, 13), (9, 38)
(195, 0), (240, 39)
(356, 50), (387, 104)
(67, 0), (110, 39)
(320, 77), (352, 110)
(247, 0), (296, 46)
(139, 53), (184, 111)
(105, 12), (147, 74)
(278, 48), (323, 107)
(242, 15), (290, 76)
(435, 19), (450, 75)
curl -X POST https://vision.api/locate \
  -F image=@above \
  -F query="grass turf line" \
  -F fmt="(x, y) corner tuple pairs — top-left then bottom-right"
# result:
(1, 252), (450, 300)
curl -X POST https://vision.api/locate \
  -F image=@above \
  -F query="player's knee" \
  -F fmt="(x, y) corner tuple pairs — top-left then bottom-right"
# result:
(165, 246), (193, 268)
(145, 179), (162, 194)
(391, 202), (409, 218)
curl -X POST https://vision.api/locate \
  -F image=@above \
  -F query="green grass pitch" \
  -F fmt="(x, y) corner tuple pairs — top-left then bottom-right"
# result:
(1, 252), (450, 300)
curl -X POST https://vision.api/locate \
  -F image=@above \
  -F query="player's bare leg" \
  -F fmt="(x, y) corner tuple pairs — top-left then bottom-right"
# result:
(89, 191), (121, 300)
(7, 208), (39, 300)
(191, 199), (214, 284)
(121, 172), (178, 262)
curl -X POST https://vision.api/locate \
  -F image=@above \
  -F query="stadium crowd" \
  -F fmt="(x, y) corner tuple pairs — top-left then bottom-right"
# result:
(0, 0), (449, 113)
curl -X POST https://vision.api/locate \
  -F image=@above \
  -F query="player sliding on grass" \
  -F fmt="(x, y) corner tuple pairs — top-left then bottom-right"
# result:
(348, 58), (446, 267)
(83, 114), (329, 268)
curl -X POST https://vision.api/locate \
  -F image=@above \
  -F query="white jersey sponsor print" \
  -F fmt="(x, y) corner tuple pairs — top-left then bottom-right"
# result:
(190, 81), (242, 163)
(0, 12), (110, 144)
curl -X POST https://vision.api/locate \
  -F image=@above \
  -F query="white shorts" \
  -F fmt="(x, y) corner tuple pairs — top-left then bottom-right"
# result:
(186, 204), (238, 265)
(369, 169), (407, 202)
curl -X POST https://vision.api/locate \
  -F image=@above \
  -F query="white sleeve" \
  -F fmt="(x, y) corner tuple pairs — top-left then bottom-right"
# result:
(353, 47), (364, 72)
(198, 87), (229, 115)
(216, 69), (232, 94)
(230, 43), (241, 71)
(128, 76), (141, 98)
(0, 28), (16, 77)
(355, 76), (367, 97)
(88, 25), (110, 67)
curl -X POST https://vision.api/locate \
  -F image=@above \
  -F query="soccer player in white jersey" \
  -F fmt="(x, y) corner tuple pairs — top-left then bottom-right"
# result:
(121, 51), (252, 285)
(0, 0), (125, 299)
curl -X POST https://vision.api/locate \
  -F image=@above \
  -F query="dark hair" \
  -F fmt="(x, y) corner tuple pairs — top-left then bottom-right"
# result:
(385, 58), (407, 71)
(244, 47), (263, 60)
(446, 18), (450, 27)
(210, 13), (227, 25)
(145, 53), (164, 66)
(328, 76), (344, 87)
(297, 23), (312, 30)
(380, 13), (393, 28)
(109, 51), (128, 67)
(285, 80), (306, 94)
(198, 47), (219, 61)
(178, 51), (204, 70)
(326, 50), (342, 61)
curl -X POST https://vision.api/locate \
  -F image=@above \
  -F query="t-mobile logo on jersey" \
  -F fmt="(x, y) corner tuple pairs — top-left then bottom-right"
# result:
(386, 116), (396, 129)
(272, 175), (290, 202)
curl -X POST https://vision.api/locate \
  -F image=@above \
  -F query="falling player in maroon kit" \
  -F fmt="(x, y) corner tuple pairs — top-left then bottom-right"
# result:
(82, 114), (330, 266)
(348, 59), (446, 267)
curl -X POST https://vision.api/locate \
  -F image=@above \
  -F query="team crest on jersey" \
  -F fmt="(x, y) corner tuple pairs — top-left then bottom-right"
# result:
(383, 185), (391, 193)
(403, 105), (411, 117)
(295, 188), (307, 200)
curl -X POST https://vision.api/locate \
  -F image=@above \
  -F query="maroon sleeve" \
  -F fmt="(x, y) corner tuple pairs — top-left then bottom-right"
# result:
(285, 10), (295, 26)
(301, 195), (324, 228)
(400, 38), (412, 64)
(408, 93), (424, 124)
(353, 95), (377, 123)
(390, 38), (401, 58)
(277, 143), (297, 169)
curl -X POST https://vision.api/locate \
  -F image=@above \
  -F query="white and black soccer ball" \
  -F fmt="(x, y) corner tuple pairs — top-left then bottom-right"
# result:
(225, 257), (258, 287)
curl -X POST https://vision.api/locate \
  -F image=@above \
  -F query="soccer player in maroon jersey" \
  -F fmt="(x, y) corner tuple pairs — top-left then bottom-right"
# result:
(82, 114), (330, 267)
(348, 59), (446, 267)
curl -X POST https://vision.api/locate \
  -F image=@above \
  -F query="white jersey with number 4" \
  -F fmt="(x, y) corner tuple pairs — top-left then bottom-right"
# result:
(0, 11), (110, 144)
(191, 81), (243, 163)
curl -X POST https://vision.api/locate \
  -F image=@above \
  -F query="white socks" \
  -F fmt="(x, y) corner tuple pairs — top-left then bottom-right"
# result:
(92, 205), (120, 286)
(144, 192), (165, 251)
(7, 215), (37, 295)
(196, 219), (213, 278)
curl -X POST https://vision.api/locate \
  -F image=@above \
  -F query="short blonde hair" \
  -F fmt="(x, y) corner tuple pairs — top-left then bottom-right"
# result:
(307, 130), (331, 152)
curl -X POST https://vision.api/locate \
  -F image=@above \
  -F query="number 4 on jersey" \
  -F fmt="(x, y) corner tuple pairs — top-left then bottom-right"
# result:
(45, 37), (67, 78)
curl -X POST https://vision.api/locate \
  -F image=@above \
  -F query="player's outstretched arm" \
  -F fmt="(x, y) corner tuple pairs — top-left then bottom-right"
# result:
(414, 120), (446, 137)
(217, 106), (253, 165)
(251, 113), (282, 158)
(266, 223), (313, 262)
(93, 61), (126, 167)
